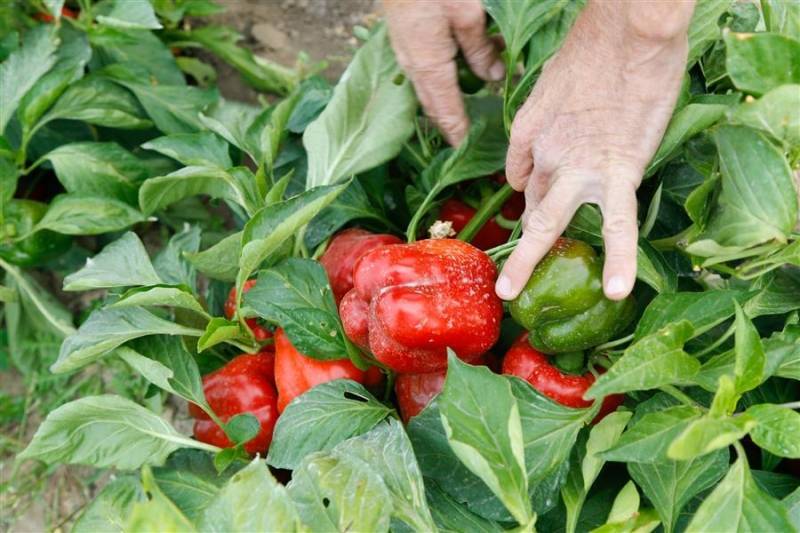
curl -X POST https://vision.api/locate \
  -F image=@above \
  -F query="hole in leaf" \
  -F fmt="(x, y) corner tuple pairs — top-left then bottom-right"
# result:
(393, 73), (406, 85)
(343, 391), (369, 402)
(322, 497), (331, 508)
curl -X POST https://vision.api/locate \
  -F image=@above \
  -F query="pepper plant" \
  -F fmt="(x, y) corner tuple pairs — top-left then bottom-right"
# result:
(3, 0), (800, 532)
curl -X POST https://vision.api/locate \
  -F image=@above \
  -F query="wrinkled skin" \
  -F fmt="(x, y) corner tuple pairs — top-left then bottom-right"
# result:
(224, 280), (273, 343)
(189, 352), (278, 454)
(274, 328), (382, 412)
(395, 352), (498, 423)
(319, 228), (402, 303)
(438, 193), (524, 250)
(503, 334), (624, 423)
(0, 199), (71, 267)
(340, 239), (502, 373)
(510, 238), (635, 354)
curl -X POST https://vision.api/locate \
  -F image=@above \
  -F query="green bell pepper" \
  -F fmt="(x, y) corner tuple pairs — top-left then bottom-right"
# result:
(0, 199), (71, 267)
(509, 237), (635, 354)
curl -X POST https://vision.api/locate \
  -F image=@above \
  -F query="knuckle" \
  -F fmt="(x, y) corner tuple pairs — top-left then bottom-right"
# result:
(523, 210), (558, 237)
(603, 212), (636, 237)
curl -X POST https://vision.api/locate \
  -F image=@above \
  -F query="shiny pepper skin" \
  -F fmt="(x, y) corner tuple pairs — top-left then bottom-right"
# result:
(0, 200), (71, 267)
(225, 280), (273, 343)
(340, 239), (503, 373)
(319, 228), (402, 303)
(189, 352), (278, 454)
(438, 195), (524, 250)
(502, 335), (623, 422)
(509, 238), (635, 354)
(395, 352), (498, 423)
(274, 328), (382, 412)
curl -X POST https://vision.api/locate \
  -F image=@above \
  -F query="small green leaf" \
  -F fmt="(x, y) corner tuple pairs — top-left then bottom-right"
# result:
(35, 195), (145, 235)
(603, 405), (704, 463)
(142, 132), (232, 168)
(733, 302), (766, 394)
(483, 0), (566, 60)
(127, 468), (197, 532)
(43, 76), (152, 129)
(197, 318), (250, 352)
(729, 85), (800, 145)
(97, 0), (162, 30)
(634, 290), (752, 339)
(647, 103), (727, 175)
(185, 232), (242, 282)
(668, 414), (756, 461)
(747, 404), (800, 459)
(725, 30), (800, 96)
(224, 414), (260, 446)
(113, 286), (209, 318)
(63, 232), (162, 291)
(73, 476), (144, 533)
(582, 411), (632, 493)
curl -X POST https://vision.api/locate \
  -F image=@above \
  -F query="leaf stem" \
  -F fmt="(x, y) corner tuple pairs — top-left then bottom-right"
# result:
(693, 321), (735, 359)
(457, 183), (514, 244)
(406, 185), (442, 242)
(660, 385), (702, 408)
(775, 401), (800, 410)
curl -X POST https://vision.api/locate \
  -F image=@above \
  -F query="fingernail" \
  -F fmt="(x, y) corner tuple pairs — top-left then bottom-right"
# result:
(495, 275), (513, 300)
(489, 60), (505, 81)
(605, 276), (627, 299)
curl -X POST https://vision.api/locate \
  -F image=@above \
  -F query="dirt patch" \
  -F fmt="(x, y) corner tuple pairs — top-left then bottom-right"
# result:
(200, 0), (382, 102)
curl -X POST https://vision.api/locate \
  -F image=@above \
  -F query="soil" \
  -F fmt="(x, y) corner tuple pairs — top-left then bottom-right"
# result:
(1, 2), (377, 530)
(198, 0), (382, 103)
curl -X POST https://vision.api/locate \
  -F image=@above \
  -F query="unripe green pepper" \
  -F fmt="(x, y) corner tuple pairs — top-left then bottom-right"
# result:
(509, 238), (635, 354)
(0, 200), (71, 267)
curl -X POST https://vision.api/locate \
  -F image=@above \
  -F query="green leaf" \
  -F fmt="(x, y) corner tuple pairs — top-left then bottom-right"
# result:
(729, 85), (800, 145)
(647, 104), (727, 175)
(668, 414), (756, 461)
(288, 449), (392, 532)
(44, 142), (149, 204)
(198, 99), (265, 159)
(761, 0), (800, 36)
(288, 76), (332, 133)
(89, 26), (183, 86)
(185, 231), (242, 282)
(483, 0), (567, 60)
(629, 449), (728, 533)
(97, 0), (163, 30)
(63, 232), (162, 291)
(238, 184), (345, 294)
(196, 318), (249, 352)
(104, 63), (219, 134)
(142, 132), (232, 168)
(602, 406), (704, 463)
(438, 353), (532, 526)
(127, 467), (197, 532)
(73, 476), (144, 533)
(586, 322), (699, 399)
(52, 307), (202, 373)
(139, 165), (258, 216)
(637, 241), (678, 294)
(686, 457), (793, 532)
(304, 24), (415, 188)
(332, 419), (437, 531)
(42, 76), (152, 129)
(687, 0), (732, 64)
(582, 412), (632, 493)
(152, 225), (201, 288)
(267, 380), (392, 469)
(634, 290), (752, 339)
(18, 395), (211, 469)
(786, 486), (800, 530)
(425, 480), (504, 533)
(725, 30), (800, 96)
(687, 126), (798, 254)
(733, 302), (766, 394)
(508, 377), (595, 485)
(747, 404), (800, 459)
(34, 195), (145, 235)
(743, 267), (800, 319)
(200, 458), (303, 532)
(0, 25), (58, 133)
(223, 414), (260, 446)
(113, 286), (209, 318)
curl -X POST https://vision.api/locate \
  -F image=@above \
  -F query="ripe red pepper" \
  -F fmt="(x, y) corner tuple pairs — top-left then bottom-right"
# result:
(502, 334), (623, 422)
(340, 239), (503, 373)
(274, 328), (382, 412)
(438, 194), (524, 250)
(225, 280), (273, 343)
(35, 6), (77, 22)
(395, 352), (499, 423)
(319, 228), (402, 303)
(189, 352), (278, 454)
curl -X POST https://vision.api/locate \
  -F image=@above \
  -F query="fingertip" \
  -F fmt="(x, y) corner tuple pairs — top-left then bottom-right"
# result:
(603, 272), (634, 300)
(488, 60), (505, 81)
(495, 274), (516, 301)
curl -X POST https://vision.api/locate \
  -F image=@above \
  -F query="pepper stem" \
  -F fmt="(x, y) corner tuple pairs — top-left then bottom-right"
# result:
(553, 351), (585, 374)
(456, 183), (514, 244)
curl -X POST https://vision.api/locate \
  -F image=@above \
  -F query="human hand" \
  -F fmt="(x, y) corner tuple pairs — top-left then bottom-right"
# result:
(495, 0), (695, 302)
(384, 0), (505, 145)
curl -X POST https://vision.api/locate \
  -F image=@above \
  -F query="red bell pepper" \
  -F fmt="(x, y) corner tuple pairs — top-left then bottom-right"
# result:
(274, 328), (382, 412)
(35, 6), (77, 22)
(339, 239), (503, 373)
(319, 228), (402, 303)
(502, 334), (624, 422)
(225, 280), (273, 343)
(438, 193), (524, 250)
(189, 352), (278, 454)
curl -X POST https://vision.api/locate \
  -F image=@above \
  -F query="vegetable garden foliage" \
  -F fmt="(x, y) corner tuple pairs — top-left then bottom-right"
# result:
(2, 0), (799, 532)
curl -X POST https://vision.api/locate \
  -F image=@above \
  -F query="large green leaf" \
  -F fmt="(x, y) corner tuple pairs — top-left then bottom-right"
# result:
(628, 449), (728, 533)
(602, 406), (704, 463)
(303, 24), (415, 188)
(668, 414), (756, 460)
(126, 468), (197, 532)
(200, 459), (303, 532)
(185, 231), (242, 282)
(267, 380), (393, 470)
(42, 76), (152, 129)
(425, 480), (504, 533)
(73, 476), (144, 533)
(729, 85), (800, 146)
(761, 0), (800, 36)
(0, 25), (58, 133)
(34, 195), (145, 235)
(647, 104), (727, 175)
(687, 0), (732, 64)
(483, 0), (567, 60)
(746, 404), (800, 458)
(52, 307), (202, 373)
(438, 354), (532, 526)
(88, 27), (183, 86)
(152, 225), (201, 288)
(725, 30), (800, 96)
(685, 457), (794, 532)
(18, 395), (213, 469)
(112, 286), (208, 318)
(97, 0), (163, 30)
(63, 232), (162, 291)
(142, 132), (232, 168)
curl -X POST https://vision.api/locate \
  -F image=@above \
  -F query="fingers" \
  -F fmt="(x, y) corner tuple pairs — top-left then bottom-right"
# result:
(447, 1), (504, 81)
(601, 178), (640, 300)
(505, 96), (541, 192)
(496, 178), (582, 300)
(412, 62), (470, 145)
